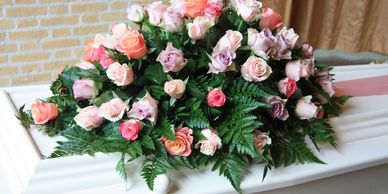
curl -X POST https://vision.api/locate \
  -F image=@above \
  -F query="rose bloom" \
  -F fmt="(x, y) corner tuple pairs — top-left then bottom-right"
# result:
(253, 130), (271, 152)
(92, 45), (116, 68)
(187, 16), (214, 40)
(180, 0), (209, 18)
(279, 28), (299, 49)
(93, 33), (115, 50)
(286, 60), (315, 81)
(83, 42), (94, 62)
(259, 8), (283, 30)
(115, 31), (147, 59)
(162, 8), (184, 33)
(247, 28), (276, 60)
(202, 2), (222, 19)
(278, 77), (297, 98)
(301, 43), (313, 58)
(74, 106), (103, 131)
(106, 62), (134, 86)
(241, 56), (272, 82)
(300, 58), (316, 78)
(195, 129), (222, 156)
(127, 3), (145, 23)
(119, 120), (143, 141)
(164, 79), (186, 99)
(233, 0), (263, 22)
(147, 1), (167, 26)
(98, 98), (129, 122)
(162, 127), (194, 157)
(127, 93), (158, 124)
(111, 23), (132, 42)
(75, 61), (95, 70)
(273, 35), (292, 60)
(295, 95), (319, 120)
(156, 42), (187, 73)
(73, 79), (98, 101)
(208, 49), (236, 74)
(214, 30), (243, 52)
(31, 99), (58, 125)
(267, 96), (289, 121)
(207, 88), (226, 107)
(316, 70), (335, 97)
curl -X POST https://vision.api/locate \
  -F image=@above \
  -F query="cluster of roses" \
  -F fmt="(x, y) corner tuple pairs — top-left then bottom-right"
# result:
(29, 0), (336, 158)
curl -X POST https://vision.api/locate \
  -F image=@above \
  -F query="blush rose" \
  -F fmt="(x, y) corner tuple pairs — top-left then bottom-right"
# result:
(31, 99), (58, 125)
(74, 105), (103, 131)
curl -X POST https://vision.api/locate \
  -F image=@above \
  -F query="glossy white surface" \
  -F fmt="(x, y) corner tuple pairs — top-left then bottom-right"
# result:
(1, 64), (388, 194)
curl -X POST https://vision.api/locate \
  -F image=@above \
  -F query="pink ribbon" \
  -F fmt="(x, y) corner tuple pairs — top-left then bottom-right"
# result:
(334, 75), (388, 97)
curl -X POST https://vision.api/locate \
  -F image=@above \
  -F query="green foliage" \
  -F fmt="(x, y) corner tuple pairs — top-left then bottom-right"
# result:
(324, 95), (352, 116)
(141, 157), (175, 190)
(16, 105), (33, 130)
(116, 153), (128, 182)
(153, 115), (176, 141)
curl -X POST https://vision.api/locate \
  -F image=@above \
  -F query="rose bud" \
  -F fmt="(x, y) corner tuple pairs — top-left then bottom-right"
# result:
(277, 77), (297, 98)
(253, 130), (271, 153)
(295, 95), (319, 120)
(233, 0), (262, 22)
(31, 99), (58, 125)
(127, 3), (145, 23)
(73, 79), (98, 101)
(187, 16), (214, 40)
(267, 96), (289, 121)
(106, 62), (134, 86)
(98, 98), (129, 122)
(207, 88), (226, 108)
(195, 129), (222, 156)
(74, 106), (103, 131)
(259, 8), (283, 30)
(119, 120), (143, 141)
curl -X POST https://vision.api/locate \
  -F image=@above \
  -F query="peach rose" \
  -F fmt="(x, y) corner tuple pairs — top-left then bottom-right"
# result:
(115, 31), (147, 59)
(74, 105), (103, 131)
(31, 99), (58, 125)
(259, 8), (283, 30)
(181, 0), (209, 18)
(253, 130), (271, 152)
(83, 42), (95, 62)
(119, 120), (143, 141)
(241, 56), (272, 82)
(214, 30), (243, 52)
(127, 93), (158, 124)
(195, 129), (222, 156)
(187, 16), (214, 40)
(164, 79), (186, 99)
(98, 98), (129, 122)
(106, 62), (134, 86)
(295, 95), (319, 120)
(162, 127), (193, 157)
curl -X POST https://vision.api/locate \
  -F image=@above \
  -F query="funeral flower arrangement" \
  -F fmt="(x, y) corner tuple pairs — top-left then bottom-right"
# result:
(18, 0), (349, 193)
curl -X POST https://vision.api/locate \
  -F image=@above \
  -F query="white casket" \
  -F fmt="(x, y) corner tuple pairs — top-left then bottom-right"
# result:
(1, 64), (388, 194)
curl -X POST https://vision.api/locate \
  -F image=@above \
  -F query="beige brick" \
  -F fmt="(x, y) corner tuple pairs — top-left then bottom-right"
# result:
(81, 14), (99, 23)
(50, 5), (69, 15)
(52, 28), (72, 37)
(54, 50), (72, 58)
(101, 12), (125, 22)
(110, 1), (128, 10)
(9, 30), (48, 41)
(0, 33), (4, 41)
(19, 43), (40, 51)
(0, 78), (9, 87)
(7, 7), (47, 17)
(15, 0), (36, 3)
(20, 63), (40, 73)
(0, 44), (17, 53)
(41, 16), (78, 26)
(0, 20), (14, 29)
(42, 39), (79, 49)
(0, 66), (18, 76)
(39, 0), (75, 3)
(71, 3), (107, 14)
(73, 24), (108, 35)
(44, 59), (78, 71)
(0, 0), (13, 5)
(0, 56), (8, 64)
(12, 73), (52, 85)
(12, 52), (50, 63)
(17, 19), (38, 28)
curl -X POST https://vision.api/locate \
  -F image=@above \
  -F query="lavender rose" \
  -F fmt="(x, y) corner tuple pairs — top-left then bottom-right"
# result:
(162, 8), (184, 32)
(247, 28), (276, 60)
(157, 42), (187, 73)
(208, 49), (236, 74)
(267, 96), (289, 121)
(127, 93), (158, 124)
(73, 79), (98, 101)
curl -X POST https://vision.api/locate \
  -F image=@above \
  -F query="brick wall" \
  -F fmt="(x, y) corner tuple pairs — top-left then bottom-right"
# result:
(0, 0), (152, 87)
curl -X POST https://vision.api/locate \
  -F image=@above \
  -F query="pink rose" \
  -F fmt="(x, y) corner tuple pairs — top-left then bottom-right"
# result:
(195, 129), (222, 156)
(259, 8), (283, 30)
(115, 30), (147, 59)
(157, 42), (187, 73)
(98, 98), (129, 122)
(106, 62), (134, 86)
(253, 130), (271, 152)
(300, 58), (315, 78)
(233, 0), (263, 22)
(83, 42), (94, 62)
(179, 0), (209, 18)
(93, 33), (115, 49)
(73, 79), (98, 101)
(127, 93), (158, 124)
(147, 1), (167, 26)
(241, 56), (272, 82)
(127, 3), (145, 23)
(247, 28), (276, 59)
(92, 45), (116, 68)
(214, 30), (243, 52)
(187, 16), (214, 40)
(279, 28), (299, 49)
(203, 2), (222, 19)
(286, 60), (315, 81)
(74, 106), (103, 131)
(75, 61), (95, 70)
(162, 8), (184, 33)
(273, 35), (292, 60)
(31, 99), (58, 125)
(278, 77), (297, 98)
(301, 43), (313, 58)
(207, 88), (226, 107)
(208, 49), (236, 74)
(111, 23), (132, 41)
(295, 96), (319, 120)
(267, 96), (289, 121)
(316, 70), (335, 97)
(162, 127), (193, 157)
(119, 120), (143, 141)
(164, 79), (186, 99)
